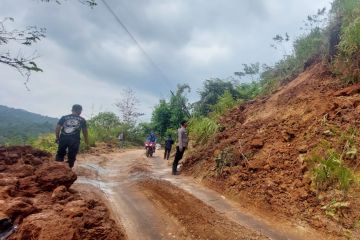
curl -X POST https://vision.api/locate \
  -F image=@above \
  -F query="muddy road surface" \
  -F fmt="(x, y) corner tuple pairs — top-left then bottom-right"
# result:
(73, 150), (327, 240)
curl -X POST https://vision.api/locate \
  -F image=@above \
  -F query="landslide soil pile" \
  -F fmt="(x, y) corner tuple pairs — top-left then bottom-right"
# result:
(0, 146), (126, 240)
(138, 178), (268, 240)
(183, 63), (360, 238)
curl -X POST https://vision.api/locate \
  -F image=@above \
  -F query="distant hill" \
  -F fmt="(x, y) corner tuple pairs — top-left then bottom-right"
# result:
(0, 105), (58, 145)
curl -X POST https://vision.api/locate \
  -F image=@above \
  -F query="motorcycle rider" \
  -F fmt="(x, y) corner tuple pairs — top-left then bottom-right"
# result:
(146, 131), (157, 152)
(147, 131), (157, 142)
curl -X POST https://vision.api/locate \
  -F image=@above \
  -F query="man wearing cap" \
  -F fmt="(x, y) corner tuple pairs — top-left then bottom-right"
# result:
(55, 104), (89, 168)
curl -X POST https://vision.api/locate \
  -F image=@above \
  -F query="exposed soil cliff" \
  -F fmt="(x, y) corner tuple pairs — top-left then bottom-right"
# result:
(183, 63), (360, 238)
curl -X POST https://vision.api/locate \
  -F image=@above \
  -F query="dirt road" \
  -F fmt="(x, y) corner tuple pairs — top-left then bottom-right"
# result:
(73, 150), (327, 240)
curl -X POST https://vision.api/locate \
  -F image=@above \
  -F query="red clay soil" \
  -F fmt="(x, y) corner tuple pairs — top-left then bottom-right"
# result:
(138, 178), (268, 240)
(182, 63), (360, 238)
(0, 146), (126, 240)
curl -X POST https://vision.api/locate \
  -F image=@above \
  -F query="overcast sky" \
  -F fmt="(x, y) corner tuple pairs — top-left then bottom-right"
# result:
(0, 0), (330, 121)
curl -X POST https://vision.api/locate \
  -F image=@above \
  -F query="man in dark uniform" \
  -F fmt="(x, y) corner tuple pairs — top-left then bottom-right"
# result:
(164, 135), (174, 160)
(55, 104), (89, 168)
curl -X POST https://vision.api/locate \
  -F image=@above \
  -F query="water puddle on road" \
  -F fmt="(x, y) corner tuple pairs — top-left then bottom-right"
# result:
(76, 177), (115, 196)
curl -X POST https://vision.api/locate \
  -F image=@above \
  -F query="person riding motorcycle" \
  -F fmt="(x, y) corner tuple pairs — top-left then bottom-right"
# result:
(145, 131), (157, 156)
(147, 131), (157, 143)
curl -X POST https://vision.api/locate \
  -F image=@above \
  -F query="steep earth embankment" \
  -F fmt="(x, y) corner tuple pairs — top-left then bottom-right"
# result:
(0, 146), (126, 240)
(183, 63), (360, 238)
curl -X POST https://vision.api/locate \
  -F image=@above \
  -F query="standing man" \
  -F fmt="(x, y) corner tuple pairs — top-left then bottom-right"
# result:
(118, 132), (124, 148)
(172, 120), (188, 175)
(164, 135), (174, 160)
(55, 104), (89, 168)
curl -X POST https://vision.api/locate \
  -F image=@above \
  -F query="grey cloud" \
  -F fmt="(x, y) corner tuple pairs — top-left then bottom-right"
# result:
(1, 0), (330, 118)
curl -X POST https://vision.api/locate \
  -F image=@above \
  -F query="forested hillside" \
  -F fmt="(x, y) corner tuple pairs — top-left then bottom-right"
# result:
(0, 105), (57, 145)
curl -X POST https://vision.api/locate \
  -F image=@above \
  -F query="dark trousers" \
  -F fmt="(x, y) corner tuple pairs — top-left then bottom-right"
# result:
(164, 147), (171, 160)
(172, 146), (186, 174)
(56, 137), (80, 168)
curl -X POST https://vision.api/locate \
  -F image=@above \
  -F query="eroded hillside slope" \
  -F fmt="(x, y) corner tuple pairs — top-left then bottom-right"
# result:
(183, 63), (360, 238)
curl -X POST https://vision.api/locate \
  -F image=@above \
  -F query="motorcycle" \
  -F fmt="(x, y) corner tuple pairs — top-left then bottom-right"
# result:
(145, 141), (156, 157)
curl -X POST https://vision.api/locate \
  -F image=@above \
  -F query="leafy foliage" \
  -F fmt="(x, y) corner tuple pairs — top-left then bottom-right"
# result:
(188, 117), (218, 145)
(236, 81), (262, 101)
(30, 133), (57, 154)
(210, 90), (239, 118)
(151, 84), (191, 140)
(194, 79), (238, 116)
(151, 100), (171, 139)
(87, 111), (148, 146)
(339, 19), (360, 57)
(308, 130), (357, 192)
(331, 0), (360, 83)
(312, 150), (354, 191)
(169, 84), (191, 125)
(87, 112), (122, 142)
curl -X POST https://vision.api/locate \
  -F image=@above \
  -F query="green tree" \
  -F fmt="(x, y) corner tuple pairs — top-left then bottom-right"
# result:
(169, 84), (191, 127)
(87, 112), (122, 142)
(210, 90), (238, 117)
(151, 100), (172, 139)
(194, 79), (238, 116)
(88, 112), (121, 130)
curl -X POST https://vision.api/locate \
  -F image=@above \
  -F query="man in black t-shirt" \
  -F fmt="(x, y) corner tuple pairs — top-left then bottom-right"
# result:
(55, 104), (89, 168)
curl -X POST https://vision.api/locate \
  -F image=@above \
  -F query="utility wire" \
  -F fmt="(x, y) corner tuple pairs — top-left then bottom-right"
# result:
(100, 0), (172, 88)
(100, 0), (191, 118)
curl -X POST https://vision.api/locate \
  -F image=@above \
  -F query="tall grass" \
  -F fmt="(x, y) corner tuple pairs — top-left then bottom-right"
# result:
(31, 130), (96, 154)
(331, 0), (360, 83)
(31, 133), (58, 154)
(309, 129), (357, 192)
(312, 150), (354, 191)
(210, 90), (240, 118)
(188, 117), (219, 145)
(188, 90), (239, 144)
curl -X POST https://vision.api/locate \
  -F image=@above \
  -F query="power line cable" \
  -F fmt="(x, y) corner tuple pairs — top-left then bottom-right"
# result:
(100, 0), (190, 117)
(100, 0), (173, 88)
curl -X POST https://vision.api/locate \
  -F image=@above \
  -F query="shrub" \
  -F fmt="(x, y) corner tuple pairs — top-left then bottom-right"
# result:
(210, 90), (240, 118)
(31, 133), (57, 154)
(294, 28), (328, 66)
(331, 0), (360, 83)
(339, 18), (360, 57)
(236, 81), (262, 101)
(188, 117), (219, 145)
(312, 149), (354, 191)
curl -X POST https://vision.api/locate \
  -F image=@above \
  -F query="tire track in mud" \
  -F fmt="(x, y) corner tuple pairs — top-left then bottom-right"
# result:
(75, 151), (185, 240)
(137, 178), (267, 240)
(75, 150), (324, 240)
